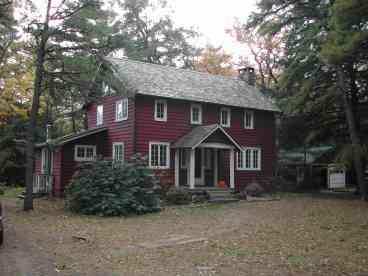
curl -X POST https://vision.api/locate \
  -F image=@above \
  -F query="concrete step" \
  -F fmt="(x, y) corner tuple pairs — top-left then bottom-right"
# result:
(207, 190), (232, 195)
(206, 190), (238, 203)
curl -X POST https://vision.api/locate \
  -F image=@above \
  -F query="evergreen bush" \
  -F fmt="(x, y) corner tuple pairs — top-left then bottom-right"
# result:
(66, 156), (161, 216)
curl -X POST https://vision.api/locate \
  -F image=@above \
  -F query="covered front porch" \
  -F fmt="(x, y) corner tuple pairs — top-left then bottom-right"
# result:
(173, 124), (243, 190)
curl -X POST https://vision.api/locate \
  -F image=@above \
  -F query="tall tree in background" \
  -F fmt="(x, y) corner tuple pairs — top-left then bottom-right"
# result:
(116, 0), (199, 67)
(24, 0), (118, 210)
(24, 0), (52, 211)
(247, 0), (368, 200)
(194, 45), (235, 77)
(0, 0), (15, 65)
(228, 22), (283, 92)
(44, 0), (119, 135)
(321, 0), (368, 199)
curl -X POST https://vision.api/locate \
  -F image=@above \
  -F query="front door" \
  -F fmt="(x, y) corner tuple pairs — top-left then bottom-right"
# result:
(195, 148), (203, 185)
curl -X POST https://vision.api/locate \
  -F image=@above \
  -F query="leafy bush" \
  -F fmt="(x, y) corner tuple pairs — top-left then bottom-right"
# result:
(245, 182), (265, 197)
(165, 187), (192, 205)
(66, 156), (161, 216)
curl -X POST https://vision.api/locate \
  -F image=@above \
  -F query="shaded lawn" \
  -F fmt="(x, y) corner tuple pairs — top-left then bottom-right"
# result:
(2, 189), (368, 276)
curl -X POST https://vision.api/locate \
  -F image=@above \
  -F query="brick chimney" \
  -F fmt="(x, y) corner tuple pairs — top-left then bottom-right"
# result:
(238, 67), (256, 86)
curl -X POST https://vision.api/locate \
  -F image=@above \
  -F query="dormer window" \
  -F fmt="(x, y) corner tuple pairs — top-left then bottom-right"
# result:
(155, 99), (167, 121)
(244, 110), (254, 129)
(220, 107), (231, 128)
(116, 99), (128, 121)
(96, 105), (103, 126)
(191, 103), (202, 125)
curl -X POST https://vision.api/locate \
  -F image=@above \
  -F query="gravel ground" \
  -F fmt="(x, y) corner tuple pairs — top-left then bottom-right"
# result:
(1, 192), (368, 276)
(0, 201), (60, 276)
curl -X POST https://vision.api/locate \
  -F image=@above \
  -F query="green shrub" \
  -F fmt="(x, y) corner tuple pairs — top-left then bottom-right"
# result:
(165, 187), (192, 205)
(65, 156), (161, 216)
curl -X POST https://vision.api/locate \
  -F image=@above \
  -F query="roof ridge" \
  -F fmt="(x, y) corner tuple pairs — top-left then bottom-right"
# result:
(108, 56), (250, 85)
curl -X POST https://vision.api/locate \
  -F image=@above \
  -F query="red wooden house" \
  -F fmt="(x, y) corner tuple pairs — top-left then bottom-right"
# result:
(34, 58), (279, 196)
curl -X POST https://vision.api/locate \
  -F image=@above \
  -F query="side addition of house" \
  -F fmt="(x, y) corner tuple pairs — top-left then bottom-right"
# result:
(34, 58), (279, 196)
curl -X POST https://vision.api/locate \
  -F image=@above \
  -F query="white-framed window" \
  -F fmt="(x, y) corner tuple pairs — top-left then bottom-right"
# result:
(96, 105), (103, 126)
(149, 142), (170, 169)
(191, 103), (202, 125)
(180, 149), (188, 168)
(154, 99), (167, 121)
(244, 110), (254, 129)
(220, 107), (231, 128)
(41, 148), (52, 174)
(115, 98), (128, 121)
(237, 147), (261, 170)
(112, 142), (124, 163)
(74, 145), (96, 162)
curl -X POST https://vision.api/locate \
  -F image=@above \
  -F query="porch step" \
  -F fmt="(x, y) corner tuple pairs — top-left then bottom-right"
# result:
(205, 189), (239, 203)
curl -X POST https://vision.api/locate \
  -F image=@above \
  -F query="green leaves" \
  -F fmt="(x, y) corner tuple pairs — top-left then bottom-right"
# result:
(116, 0), (199, 67)
(65, 156), (161, 216)
(321, 0), (368, 64)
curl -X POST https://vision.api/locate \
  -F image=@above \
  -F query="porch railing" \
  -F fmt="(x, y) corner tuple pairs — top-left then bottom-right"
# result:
(33, 174), (53, 194)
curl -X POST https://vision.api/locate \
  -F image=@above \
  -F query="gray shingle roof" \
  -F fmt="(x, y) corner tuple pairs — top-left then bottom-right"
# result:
(172, 124), (242, 151)
(36, 127), (107, 147)
(108, 57), (280, 112)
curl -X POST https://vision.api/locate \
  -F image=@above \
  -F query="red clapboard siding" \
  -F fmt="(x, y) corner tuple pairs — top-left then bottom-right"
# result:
(60, 132), (108, 194)
(87, 96), (135, 160)
(35, 91), (276, 194)
(134, 95), (276, 189)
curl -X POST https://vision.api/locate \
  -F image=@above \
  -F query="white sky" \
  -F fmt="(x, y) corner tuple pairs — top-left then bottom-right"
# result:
(32, 0), (258, 62)
(169, 0), (257, 60)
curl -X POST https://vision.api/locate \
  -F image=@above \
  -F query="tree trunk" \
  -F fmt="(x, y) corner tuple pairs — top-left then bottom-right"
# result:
(71, 102), (77, 133)
(24, 0), (52, 211)
(337, 68), (367, 200)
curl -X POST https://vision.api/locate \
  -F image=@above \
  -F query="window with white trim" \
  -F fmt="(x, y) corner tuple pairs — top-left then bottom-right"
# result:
(154, 99), (167, 121)
(96, 105), (103, 126)
(41, 148), (52, 174)
(191, 103), (202, 124)
(149, 142), (170, 169)
(115, 99), (128, 121)
(237, 147), (261, 170)
(220, 107), (231, 127)
(244, 110), (254, 129)
(74, 145), (96, 162)
(113, 143), (124, 163)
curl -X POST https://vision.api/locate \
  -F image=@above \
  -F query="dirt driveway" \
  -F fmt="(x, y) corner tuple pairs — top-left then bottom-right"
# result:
(1, 192), (368, 276)
(0, 201), (60, 276)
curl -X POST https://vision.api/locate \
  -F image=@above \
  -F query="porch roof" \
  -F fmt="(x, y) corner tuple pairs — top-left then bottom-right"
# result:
(36, 127), (108, 148)
(172, 124), (243, 151)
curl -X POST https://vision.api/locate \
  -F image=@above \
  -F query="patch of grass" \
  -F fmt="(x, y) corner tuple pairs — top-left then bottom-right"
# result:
(167, 202), (226, 216)
(287, 255), (308, 266)
(222, 245), (256, 258)
(0, 186), (24, 200)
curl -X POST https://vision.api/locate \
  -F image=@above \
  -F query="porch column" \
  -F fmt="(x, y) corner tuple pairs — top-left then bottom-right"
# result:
(229, 148), (235, 189)
(213, 149), (218, 187)
(189, 148), (195, 189)
(175, 149), (179, 188)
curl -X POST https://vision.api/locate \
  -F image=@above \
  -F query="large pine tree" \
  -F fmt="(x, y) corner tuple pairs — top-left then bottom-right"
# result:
(246, 0), (368, 199)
